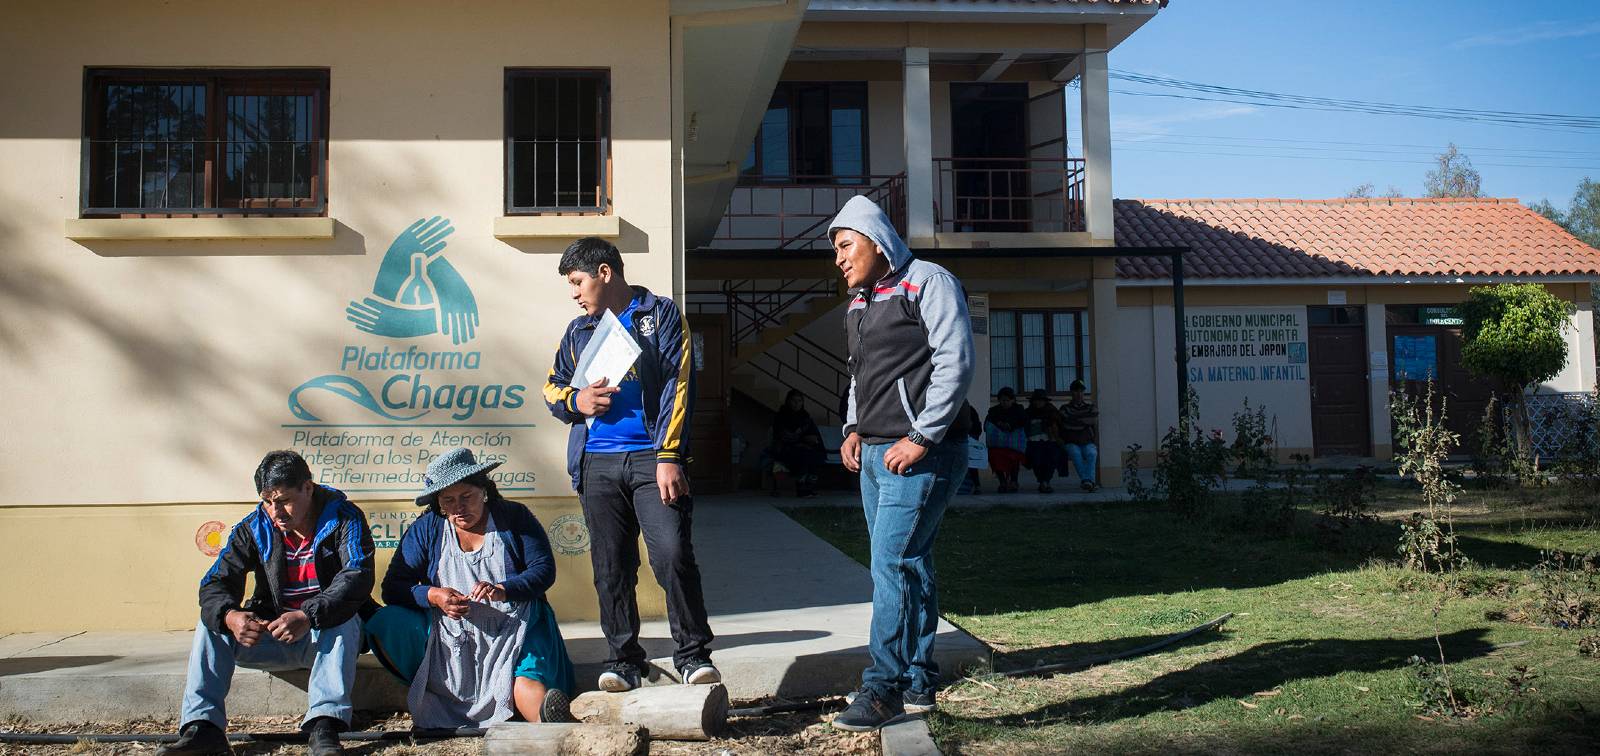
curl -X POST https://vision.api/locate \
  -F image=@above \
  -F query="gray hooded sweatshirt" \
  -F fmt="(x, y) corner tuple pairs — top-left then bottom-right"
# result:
(829, 196), (975, 445)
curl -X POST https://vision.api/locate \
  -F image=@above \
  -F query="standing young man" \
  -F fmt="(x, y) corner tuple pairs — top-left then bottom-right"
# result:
(160, 451), (375, 756)
(542, 237), (718, 691)
(828, 196), (975, 731)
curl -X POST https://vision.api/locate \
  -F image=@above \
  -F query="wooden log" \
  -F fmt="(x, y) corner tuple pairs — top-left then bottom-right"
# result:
(570, 683), (729, 741)
(482, 722), (646, 756)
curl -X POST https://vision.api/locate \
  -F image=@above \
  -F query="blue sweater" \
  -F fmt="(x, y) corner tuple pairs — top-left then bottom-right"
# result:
(380, 498), (557, 609)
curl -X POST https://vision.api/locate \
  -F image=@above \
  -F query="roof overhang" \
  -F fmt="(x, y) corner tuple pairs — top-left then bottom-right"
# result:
(674, 1), (810, 250)
(1118, 274), (1600, 287)
(804, 0), (1160, 49)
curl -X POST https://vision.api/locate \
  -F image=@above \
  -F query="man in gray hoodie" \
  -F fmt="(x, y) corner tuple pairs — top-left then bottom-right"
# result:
(827, 195), (975, 731)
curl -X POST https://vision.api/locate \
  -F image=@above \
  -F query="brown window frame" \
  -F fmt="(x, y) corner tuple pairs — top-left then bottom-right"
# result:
(504, 68), (611, 216)
(989, 308), (1091, 396)
(81, 68), (330, 218)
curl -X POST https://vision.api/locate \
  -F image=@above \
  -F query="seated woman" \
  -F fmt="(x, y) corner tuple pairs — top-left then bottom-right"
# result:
(365, 448), (576, 729)
(770, 389), (826, 497)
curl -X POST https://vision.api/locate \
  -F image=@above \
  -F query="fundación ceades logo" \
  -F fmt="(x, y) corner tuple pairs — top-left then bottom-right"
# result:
(287, 217), (529, 423)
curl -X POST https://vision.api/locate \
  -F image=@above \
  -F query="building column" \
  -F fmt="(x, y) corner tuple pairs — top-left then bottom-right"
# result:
(1090, 258), (1122, 485)
(1078, 51), (1113, 242)
(903, 46), (934, 243)
(1365, 302), (1392, 460)
(1573, 295), (1596, 392)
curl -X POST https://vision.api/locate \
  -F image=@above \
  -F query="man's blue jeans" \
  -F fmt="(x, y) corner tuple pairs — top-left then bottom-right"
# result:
(859, 437), (965, 699)
(179, 616), (361, 729)
(1064, 442), (1098, 484)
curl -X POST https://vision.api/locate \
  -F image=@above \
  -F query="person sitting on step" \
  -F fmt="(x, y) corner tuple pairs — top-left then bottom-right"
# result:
(364, 448), (577, 730)
(160, 451), (375, 756)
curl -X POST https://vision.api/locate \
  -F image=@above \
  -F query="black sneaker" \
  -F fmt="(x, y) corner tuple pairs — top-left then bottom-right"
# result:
(305, 716), (343, 756)
(832, 689), (904, 732)
(157, 721), (231, 756)
(598, 662), (643, 692)
(679, 659), (721, 685)
(904, 688), (937, 714)
(541, 687), (577, 723)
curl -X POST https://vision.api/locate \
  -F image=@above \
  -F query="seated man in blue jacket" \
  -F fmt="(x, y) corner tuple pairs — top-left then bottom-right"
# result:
(159, 451), (375, 756)
(542, 237), (718, 692)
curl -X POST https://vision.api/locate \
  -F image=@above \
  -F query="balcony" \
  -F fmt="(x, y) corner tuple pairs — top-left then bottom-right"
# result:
(709, 173), (907, 251)
(934, 156), (1084, 235)
(704, 156), (1085, 251)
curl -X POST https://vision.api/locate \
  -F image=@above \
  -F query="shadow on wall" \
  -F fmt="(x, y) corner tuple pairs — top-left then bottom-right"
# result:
(0, 147), (502, 484)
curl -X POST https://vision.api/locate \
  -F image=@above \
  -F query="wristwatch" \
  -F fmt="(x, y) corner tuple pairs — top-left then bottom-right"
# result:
(906, 430), (933, 448)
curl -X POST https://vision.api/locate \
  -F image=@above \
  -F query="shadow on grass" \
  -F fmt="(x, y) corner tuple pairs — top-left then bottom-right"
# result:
(990, 629), (1229, 674)
(962, 628), (1494, 728)
(783, 505), (1556, 616)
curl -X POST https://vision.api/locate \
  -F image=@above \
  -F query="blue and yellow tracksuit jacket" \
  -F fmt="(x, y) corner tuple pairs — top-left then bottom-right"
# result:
(542, 286), (695, 490)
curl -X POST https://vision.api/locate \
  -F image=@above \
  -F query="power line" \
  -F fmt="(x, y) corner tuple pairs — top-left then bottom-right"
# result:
(1107, 70), (1600, 131)
(1066, 129), (1600, 158)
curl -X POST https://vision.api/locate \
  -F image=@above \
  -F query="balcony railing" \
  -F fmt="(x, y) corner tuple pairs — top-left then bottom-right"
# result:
(82, 138), (326, 216)
(934, 156), (1085, 234)
(710, 174), (906, 251)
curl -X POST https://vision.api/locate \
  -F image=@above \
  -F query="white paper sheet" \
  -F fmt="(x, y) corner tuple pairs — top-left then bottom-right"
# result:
(572, 309), (642, 428)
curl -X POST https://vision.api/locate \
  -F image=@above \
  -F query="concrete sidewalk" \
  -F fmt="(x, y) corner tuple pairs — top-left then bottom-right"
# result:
(0, 499), (989, 723)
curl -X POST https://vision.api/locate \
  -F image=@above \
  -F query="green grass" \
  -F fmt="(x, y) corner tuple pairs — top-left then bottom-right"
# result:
(783, 482), (1600, 755)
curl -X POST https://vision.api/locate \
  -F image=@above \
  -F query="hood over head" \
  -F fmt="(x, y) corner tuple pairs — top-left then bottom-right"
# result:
(828, 195), (912, 275)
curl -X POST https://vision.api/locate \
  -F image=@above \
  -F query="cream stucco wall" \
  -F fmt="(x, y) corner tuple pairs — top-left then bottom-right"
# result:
(0, 0), (679, 630)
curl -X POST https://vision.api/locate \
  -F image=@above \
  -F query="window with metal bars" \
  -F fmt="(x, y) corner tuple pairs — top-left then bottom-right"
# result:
(82, 69), (327, 217)
(505, 70), (610, 214)
(989, 309), (1092, 395)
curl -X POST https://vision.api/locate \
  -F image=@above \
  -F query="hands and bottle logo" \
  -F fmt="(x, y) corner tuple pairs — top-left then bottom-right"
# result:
(345, 216), (480, 345)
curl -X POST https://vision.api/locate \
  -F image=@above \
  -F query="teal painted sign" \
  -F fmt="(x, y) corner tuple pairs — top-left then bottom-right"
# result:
(282, 218), (538, 500)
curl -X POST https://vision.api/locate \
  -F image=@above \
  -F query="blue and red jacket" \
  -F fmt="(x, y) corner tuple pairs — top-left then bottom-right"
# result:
(542, 286), (695, 490)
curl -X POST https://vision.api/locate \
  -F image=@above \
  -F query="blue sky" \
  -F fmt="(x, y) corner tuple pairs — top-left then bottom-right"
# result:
(1082, 0), (1600, 204)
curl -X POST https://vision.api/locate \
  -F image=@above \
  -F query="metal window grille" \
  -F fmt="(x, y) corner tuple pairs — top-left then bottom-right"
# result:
(82, 70), (327, 217)
(990, 309), (1091, 394)
(505, 70), (609, 214)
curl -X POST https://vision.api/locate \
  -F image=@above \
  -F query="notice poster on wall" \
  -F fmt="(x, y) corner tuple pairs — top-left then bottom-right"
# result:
(1180, 306), (1313, 449)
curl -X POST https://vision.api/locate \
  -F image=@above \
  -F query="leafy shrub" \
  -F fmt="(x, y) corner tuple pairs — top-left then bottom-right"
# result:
(1391, 385), (1469, 572)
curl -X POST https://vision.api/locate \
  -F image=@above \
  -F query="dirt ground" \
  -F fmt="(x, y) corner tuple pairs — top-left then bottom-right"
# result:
(0, 704), (880, 755)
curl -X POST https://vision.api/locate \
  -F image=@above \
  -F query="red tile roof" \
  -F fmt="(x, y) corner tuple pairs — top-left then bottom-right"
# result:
(1114, 198), (1600, 280)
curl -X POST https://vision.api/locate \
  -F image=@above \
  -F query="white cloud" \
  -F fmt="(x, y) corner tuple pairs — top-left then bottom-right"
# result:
(1111, 104), (1259, 139)
(1452, 20), (1600, 49)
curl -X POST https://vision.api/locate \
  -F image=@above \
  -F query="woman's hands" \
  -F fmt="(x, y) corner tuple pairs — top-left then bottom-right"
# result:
(468, 581), (507, 603)
(428, 583), (507, 618)
(427, 586), (472, 619)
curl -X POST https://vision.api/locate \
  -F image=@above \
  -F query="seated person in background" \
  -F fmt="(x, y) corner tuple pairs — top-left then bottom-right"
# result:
(984, 387), (1028, 494)
(365, 448), (576, 730)
(160, 451), (374, 756)
(1025, 389), (1065, 494)
(771, 389), (826, 498)
(1059, 379), (1101, 492)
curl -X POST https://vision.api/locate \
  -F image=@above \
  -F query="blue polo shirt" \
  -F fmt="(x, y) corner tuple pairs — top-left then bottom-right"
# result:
(584, 299), (655, 454)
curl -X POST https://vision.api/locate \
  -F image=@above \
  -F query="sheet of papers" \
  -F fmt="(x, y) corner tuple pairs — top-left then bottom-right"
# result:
(572, 309), (642, 428)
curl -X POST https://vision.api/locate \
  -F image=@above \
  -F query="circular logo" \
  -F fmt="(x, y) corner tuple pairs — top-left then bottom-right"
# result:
(195, 521), (227, 557)
(548, 514), (591, 556)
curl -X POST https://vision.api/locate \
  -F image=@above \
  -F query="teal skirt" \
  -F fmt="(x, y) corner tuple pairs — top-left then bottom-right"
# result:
(365, 599), (576, 696)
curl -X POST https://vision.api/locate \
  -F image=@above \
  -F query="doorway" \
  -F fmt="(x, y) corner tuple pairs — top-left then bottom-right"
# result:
(949, 83), (1029, 231)
(1308, 306), (1371, 457)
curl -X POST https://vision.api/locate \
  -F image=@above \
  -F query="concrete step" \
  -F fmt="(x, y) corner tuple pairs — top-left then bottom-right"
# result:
(0, 499), (989, 723)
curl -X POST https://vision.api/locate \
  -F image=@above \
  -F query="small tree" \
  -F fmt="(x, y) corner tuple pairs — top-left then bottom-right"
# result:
(1457, 283), (1575, 465)
(1424, 144), (1483, 199)
(1537, 177), (1600, 249)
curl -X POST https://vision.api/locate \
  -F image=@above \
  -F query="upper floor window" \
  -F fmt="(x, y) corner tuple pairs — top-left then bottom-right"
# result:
(83, 69), (328, 217)
(506, 70), (610, 214)
(741, 81), (867, 184)
(990, 309), (1091, 395)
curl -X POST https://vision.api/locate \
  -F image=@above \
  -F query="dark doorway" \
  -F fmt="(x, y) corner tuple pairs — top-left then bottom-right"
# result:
(950, 83), (1029, 231)
(687, 315), (733, 494)
(1308, 306), (1371, 457)
(1386, 306), (1493, 444)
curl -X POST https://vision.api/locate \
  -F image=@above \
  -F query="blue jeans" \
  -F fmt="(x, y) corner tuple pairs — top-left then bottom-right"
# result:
(1064, 443), (1098, 484)
(179, 616), (361, 729)
(859, 438), (964, 699)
